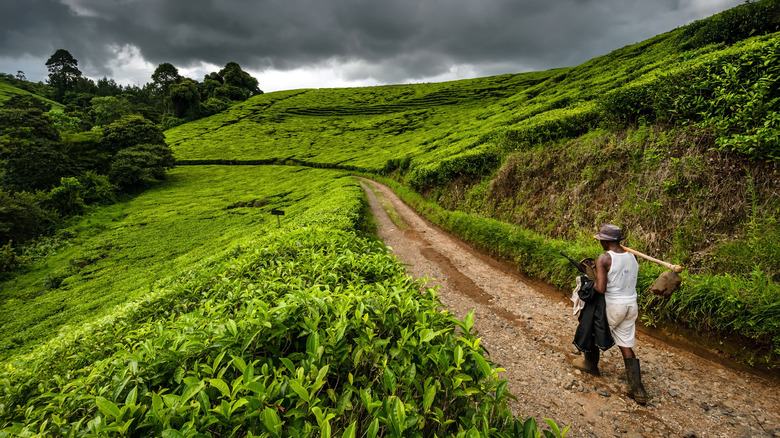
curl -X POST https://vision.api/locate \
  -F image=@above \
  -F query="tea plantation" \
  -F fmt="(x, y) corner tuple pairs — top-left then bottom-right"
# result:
(2, 1), (780, 436)
(166, 4), (780, 368)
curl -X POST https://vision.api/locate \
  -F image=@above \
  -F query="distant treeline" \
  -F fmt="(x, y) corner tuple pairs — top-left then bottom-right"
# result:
(1, 49), (263, 274)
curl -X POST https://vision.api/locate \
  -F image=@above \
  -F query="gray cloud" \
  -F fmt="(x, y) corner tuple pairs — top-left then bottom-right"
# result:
(0, 0), (741, 88)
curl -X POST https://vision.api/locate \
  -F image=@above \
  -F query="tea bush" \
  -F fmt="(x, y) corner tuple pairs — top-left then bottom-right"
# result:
(0, 206), (552, 437)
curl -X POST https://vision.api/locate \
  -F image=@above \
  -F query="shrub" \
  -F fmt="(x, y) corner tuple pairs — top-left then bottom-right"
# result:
(99, 115), (166, 155)
(0, 190), (49, 246)
(681, 0), (780, 49)
(108, 143), (175, 188)
(596, 80), (658, 126)
(655, 36), (780, 160)
(78, 171), (117, 205)
(0, 228), (544, 437)
(0, 241), (20, 276)
(406, 145), (501, 190)
(503, 104), (599, 149)
(200, 97), (229, 117)
(45, 177), (86, 216)
(161, 115), (185, 130)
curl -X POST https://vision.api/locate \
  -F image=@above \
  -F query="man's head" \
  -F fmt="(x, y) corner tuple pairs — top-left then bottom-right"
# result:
(594, 224), (623, 250)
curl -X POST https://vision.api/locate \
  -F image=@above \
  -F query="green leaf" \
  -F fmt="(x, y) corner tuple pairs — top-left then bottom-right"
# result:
(465, 311), (475, 332)
(243, 361), (255, 384)
(523, 417), (538, 438)
(367, 418), (380, 438)
(423, 383), (436, 412)
(288, 380), (310, 404)
(314, 364), (329, 388)
(306, 332), (320, 356)
(388, 397), (406, 436)
(496, 380), (507, 400)
(262, 407), (282, 438)
(280, 357), (295, 374)
(320, 418), (331, 438)
(231, 355), (247, 372)
(198, 390), (212, 413)
(125, 386), (138, 405)
(151, 392), (163, 416)
(227, 319), (238, 337)
(212, 350), (227, 374)
(181, 381), (205, 404)
(162, 429), (185, 438)
(96, 397), (121, 420)
(342, 421), (357, 438)
(209, 378), (231, 398)
(471, 352), (492, 378)
(382, 366), (397, 394)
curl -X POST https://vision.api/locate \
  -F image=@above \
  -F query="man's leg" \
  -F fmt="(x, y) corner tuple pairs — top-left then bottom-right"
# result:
(611, 305), (648, 404)
(572, 348), (601, 376)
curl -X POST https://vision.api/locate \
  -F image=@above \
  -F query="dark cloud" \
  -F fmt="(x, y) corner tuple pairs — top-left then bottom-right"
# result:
(0, 0), (741, 88)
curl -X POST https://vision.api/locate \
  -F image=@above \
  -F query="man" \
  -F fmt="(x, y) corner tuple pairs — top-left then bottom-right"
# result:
(575, 224), (649, 404)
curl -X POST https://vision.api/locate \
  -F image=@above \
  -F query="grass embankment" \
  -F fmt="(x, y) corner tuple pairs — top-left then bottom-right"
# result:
(1, 166), (558, 436)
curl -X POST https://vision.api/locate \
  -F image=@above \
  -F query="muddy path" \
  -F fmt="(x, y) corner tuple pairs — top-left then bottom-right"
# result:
(358, 178), (780, 438)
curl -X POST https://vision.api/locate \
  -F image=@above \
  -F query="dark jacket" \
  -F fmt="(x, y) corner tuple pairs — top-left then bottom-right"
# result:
(572, 275), (614, 352)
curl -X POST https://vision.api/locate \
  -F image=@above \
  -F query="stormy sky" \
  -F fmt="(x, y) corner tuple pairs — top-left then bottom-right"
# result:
(0, 0), (741, 92)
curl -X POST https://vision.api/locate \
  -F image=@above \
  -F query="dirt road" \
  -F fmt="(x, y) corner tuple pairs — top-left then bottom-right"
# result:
(359, 178), (780, 438)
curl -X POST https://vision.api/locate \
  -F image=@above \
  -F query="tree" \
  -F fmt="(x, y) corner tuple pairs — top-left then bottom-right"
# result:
(0, 190), (50, 247)
(95, 77), (123, 96)
(0, 96), (71, 192)
(109, 143), (175, 188)
(15, 71), (25, 81)
(206, 62), (262, 102)
(219, 62), (261, 96)
(99, 115), (166, 156)
(46, 177), (86, 216)
(98, 115), (173, 187)
(0, 140), (72, 192)
(90, 96), (132, 126)
(168, 78), (201, 119)
(152, 62), (182, 114)
(46, 49), (82, 101)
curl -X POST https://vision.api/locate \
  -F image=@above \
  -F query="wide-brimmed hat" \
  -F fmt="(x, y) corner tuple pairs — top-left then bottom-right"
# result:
(593, 224), (623, 241)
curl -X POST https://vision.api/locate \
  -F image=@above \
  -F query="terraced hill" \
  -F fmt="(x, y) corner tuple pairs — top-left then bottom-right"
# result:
(166, 2), (780, 369)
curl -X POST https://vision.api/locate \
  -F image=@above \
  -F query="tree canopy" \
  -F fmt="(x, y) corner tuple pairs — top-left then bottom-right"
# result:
(46, 49), (83, 101)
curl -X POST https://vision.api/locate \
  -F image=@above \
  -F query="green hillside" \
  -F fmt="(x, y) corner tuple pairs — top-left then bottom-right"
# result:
(0, 78), (62, 111)
(167, 1), (780, 367)
(2, 1), (780, 436)
(0, 165), (364, 360)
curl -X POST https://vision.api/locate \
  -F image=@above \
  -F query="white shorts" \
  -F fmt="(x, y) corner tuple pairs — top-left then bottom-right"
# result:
(606, 302), (638, 348)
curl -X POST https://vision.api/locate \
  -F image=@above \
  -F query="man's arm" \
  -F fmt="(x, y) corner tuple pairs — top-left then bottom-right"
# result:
(594, 253), (611, 294)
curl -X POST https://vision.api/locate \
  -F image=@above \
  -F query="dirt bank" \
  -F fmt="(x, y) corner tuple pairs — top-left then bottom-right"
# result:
(359, 178), (780, 438)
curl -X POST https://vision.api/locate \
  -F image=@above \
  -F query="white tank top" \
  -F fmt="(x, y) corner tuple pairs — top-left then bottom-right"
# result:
(605, 251), (638, 304)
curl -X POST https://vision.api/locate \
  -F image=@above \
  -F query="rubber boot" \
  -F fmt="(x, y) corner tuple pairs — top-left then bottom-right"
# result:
(624, 358), (649, 405)
(572, 350), (600, 376)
